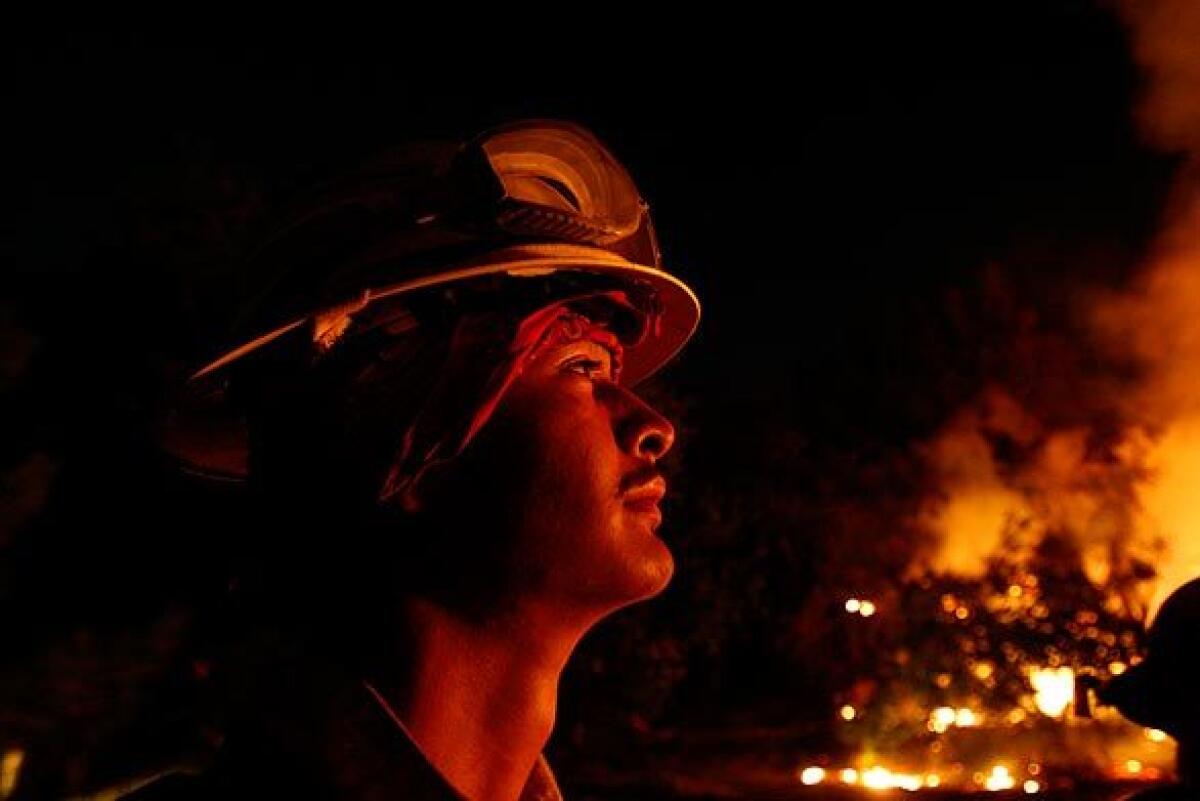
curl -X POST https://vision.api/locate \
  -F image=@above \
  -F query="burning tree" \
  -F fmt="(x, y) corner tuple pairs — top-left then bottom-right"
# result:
(820, 528), (1175, 794)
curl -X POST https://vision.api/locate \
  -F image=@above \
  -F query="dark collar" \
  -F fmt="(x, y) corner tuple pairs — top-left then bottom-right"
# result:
(118, 677), (564, 801)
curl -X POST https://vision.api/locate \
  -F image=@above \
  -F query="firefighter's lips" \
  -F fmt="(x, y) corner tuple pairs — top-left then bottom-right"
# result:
(623, 477), (666, 532)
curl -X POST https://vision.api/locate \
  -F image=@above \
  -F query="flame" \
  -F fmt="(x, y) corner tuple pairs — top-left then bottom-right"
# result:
(798, 766), (825, 785)
(1028, 666), (1075, 718)
(917, 402), (1033, 579)
(928, 706), (957, 733)
(860, 766), (922, 792)
(956, 707), (981, 727)
(844, 597), (877, 617)
(926, 705), (985, 734)
(983, 765), (1015, 791)
(831, 11), (1200, 785)
(914, 1), (1200, 618)
(813, 750), (1167, 794)
(1125, 419), (1200, 616)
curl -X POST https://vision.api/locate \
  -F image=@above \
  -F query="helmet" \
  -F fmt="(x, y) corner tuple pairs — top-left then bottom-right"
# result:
(159, 120), (701, 479)
(1098, 579), (1200, 738)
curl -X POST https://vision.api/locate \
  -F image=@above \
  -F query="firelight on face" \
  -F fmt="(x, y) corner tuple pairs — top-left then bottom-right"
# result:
(426, 331), (677, 612)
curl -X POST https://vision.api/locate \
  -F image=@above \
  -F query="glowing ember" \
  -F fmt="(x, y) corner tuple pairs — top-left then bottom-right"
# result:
(827, 489), (1164, 790)
(860, 766), (922, 792)
(1028, 666), (1074, 717)
(972, 660), (995, 680)
(954, 707), (980, 727)
(845, 597), (878, 617)
(839, 704), (857, 721)
(861, 767), (891, 790)
(928, 706), (957, 733)
(983, 765), (1015, 791)
(927, 705), (985, 733)
(1146, 728), (1169, 742)
(798, 766), (825, 785)
(812, 753), (1169, 794)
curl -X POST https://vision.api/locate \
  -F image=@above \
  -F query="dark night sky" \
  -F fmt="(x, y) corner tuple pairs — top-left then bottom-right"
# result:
(0, 5), (1184, 790)
(6, 8), (1174, 454)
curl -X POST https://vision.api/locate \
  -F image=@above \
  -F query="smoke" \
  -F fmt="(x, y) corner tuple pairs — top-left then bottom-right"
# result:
(1119, 0), (1200, 155)
(916, 0), (1200, 619)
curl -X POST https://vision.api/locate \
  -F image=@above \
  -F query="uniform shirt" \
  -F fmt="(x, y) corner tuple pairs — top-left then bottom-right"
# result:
(122, 679), (564, 801)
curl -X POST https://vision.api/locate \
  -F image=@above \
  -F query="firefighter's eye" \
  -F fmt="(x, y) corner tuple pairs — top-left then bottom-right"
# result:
(563, 356), (611, 380)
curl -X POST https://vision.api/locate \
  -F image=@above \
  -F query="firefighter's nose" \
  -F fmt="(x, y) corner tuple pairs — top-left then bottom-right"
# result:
(610, 384), (675, 462)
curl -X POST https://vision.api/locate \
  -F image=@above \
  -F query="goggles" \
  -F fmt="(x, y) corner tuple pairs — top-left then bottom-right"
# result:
(453, 119), (663, 269)
(163, 120), (700, 481)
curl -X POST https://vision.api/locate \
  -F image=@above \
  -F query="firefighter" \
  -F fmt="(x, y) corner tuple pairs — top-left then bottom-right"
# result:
(113, 120), (700, 801)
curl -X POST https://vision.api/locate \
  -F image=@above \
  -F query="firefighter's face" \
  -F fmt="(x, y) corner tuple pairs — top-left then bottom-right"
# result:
(422, 334), (676, 613)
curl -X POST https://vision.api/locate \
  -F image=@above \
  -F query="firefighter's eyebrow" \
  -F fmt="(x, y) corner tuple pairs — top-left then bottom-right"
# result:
(545, 339), (613, 366)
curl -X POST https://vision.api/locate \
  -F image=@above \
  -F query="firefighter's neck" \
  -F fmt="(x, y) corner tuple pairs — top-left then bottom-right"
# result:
(370, 594), (595, 801)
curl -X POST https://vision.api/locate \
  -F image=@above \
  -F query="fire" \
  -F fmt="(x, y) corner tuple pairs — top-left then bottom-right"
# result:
(926, 705), (985, 733)
(810, 760), (1071, 794)
(798, 766), (825, 785)
(818, 11), (1200, 793)
(928, 706), (957, 733)
(1028, 666), (1074, 718)
(912, 1), (1200, 625)
(954, 707), (980, 727)
(844, 598), (877, 617)
(983, 765), (1015, 791)
(803, 739), (1174, 795)
(860, 766), (922, 792)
